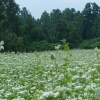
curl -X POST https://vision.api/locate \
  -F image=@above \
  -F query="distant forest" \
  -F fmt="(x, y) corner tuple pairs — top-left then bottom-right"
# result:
(1, 0), (100, 52)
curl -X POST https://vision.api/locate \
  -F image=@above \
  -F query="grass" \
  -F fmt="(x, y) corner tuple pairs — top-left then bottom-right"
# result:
(0, 49), (100, 100)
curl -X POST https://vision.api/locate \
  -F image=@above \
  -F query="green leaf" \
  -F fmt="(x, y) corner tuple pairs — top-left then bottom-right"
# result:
(63, 58), (69, 61)
(71, 70), (76, 75)
(36, 67), (40, 70)
(50, 54), (55, 60)
(21, 79), (26, 86)
(61, 39), (70, 51)
(64, 74), (72, 82)
(67, 75), (72, 82)
(62, 63), (68, 66)
(69, 53), (72, 56)
(64, 44), (69, 51)
(60, 39), (66, 44)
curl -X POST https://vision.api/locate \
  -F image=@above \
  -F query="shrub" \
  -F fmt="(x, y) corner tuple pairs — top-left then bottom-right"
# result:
(28, 40), (60, 52)
(79, 38), (100, 49)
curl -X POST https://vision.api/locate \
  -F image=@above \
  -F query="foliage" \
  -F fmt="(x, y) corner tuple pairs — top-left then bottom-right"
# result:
(79, 38), (100, 49)
(28, 40), (59, 52)
(4, 33), (24, 52)
(0, 1), (100, 51)
(61, 39), (69, 51)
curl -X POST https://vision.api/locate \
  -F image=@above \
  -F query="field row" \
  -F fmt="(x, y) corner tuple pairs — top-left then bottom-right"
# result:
(0, 50), (100, 99)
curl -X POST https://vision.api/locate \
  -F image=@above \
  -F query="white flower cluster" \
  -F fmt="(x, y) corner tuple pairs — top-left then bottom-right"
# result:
(0, 41), (4, 51)
(0, 49), (100, 99)
(55, 45), (61, 50)
(94, 47), (98, 51)
(39, 91), (59, 99)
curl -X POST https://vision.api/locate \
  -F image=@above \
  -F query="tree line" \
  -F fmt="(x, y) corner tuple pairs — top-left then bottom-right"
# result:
(0, 0), (100, 52)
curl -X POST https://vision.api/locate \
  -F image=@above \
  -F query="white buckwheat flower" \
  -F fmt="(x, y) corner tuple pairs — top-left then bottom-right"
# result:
(0, 41), (4, 51)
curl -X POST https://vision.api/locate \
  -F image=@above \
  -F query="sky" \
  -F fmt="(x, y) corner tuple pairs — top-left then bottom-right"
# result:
(14, 0), (100, 19)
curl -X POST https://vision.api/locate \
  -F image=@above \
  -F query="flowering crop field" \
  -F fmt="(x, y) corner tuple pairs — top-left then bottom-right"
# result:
(0, 49), (100, 100)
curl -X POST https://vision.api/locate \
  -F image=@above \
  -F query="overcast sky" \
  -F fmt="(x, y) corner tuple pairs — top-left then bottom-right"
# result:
(14, 0), (100, 19)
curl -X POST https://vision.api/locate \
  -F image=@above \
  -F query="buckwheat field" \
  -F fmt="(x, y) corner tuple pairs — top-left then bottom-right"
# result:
(0, 48), (100, 100)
